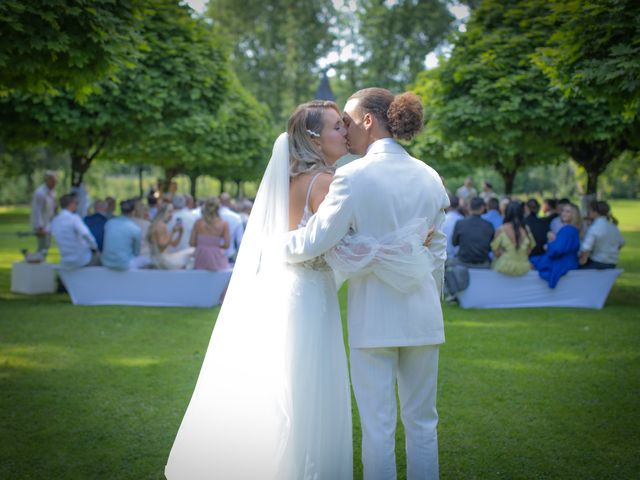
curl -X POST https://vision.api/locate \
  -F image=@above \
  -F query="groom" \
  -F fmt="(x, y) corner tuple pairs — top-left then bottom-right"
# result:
(284, 87), (449, 479)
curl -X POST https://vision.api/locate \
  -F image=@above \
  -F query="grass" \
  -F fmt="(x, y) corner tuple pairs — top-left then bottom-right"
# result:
(1, 201), (639, 479)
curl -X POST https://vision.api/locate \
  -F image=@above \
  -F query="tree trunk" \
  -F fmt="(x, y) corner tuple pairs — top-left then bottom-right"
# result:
(235, 179), (242, 198)
(138, 166), (144, 198)
(189, 173), (199, 199)
(568, 139), (626, 197)
(164, 167), (180, 184)
(71, 154), (91, 187)
(219, 177), (227, 193)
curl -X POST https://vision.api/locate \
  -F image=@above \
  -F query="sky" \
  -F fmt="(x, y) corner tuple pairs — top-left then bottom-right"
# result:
(184, 0), (470, 71)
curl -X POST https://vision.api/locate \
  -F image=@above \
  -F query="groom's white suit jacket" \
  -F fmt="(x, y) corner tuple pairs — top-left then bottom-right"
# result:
(285, 139), (450, 348)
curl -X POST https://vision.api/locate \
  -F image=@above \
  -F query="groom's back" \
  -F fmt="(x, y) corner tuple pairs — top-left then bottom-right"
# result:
(339, 143), (449, 349)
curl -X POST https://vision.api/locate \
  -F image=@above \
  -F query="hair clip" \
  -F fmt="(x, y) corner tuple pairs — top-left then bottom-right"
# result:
(306, 129), (320, 138)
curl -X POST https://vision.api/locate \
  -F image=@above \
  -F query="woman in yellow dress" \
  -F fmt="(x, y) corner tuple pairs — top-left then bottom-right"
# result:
(491, 200), (535, 276)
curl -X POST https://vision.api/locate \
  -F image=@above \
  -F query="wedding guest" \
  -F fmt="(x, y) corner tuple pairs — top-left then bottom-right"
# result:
(105, 196), (116, 219)
(167, 194), (198, 253)
(147, 192), (158, 220)
(530, 203), (582, 288)
(51, 193), (100, 269)
(542, 198), (559, 226)
(148, 203), (194, 269)
(219, 192), (244, 262)
(525, 198), (549, 257)
(499, 197), (510, 218)
(481, 197), (503, 231)
(451, 197), (494, 268)
(30, 170), (57, 256)
(102, 199), (148, 270)
(579, 200), (624, 269)
(132, 200), (152, 259)
(442, 194), (464, 259)
(491, 201), (535, 276)
(84, 199), (109, 251)
(190, 197), (230, 271)
(550, 198), (571, 234)
(455, 176), (478, 203)
(480, 181), (497, 203)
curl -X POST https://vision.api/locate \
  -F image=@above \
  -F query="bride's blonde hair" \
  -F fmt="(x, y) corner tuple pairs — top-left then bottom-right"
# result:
(287, 100), (339, 177)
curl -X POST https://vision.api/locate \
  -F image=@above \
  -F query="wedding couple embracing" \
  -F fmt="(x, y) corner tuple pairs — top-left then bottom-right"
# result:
(165, 87), (450, 480)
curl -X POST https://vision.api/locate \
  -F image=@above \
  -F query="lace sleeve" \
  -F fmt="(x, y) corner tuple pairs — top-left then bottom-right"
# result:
(325, 218), (435, 293)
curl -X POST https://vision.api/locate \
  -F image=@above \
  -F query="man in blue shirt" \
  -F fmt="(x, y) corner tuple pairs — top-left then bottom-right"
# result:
(481, 197), (503, 232)
(101, 199), (144, 270)
(84, 199), (109, 251)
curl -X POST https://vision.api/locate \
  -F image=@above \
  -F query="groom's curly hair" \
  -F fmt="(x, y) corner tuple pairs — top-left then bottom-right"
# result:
(348, 88), (423, 141)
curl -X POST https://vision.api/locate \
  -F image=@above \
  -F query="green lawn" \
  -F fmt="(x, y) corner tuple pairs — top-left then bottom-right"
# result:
(1, 201), (639, 479)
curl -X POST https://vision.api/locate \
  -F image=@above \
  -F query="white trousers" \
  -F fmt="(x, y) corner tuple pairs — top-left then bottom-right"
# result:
(350, 345), (439, 480)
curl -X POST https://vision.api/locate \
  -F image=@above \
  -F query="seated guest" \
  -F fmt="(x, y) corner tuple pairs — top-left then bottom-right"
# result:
(148, 203), (194, 269)
(491, 201), (535, 276)
(51, 193), (100, 269)
(530, 203), (582, 288)
(442, 194), (464, 259)
(167, 194), (199, 253)
(105, 196), (117, 219)
(481, 197), (503, 231)
(132, 200), (152, 259)
(190, 198), (230, 271)
(550, 198), (571, 234)
(579, 200), (624, 269)
(542, 198), (559, 227)
(219, 192), (245, 262)
(451, 197), (495, 268)
(84, 199), (109, 251)
(524, 198), (549, 257)
(102, 199), (148, 270)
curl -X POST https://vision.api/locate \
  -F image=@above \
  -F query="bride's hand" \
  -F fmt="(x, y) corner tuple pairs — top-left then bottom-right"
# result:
(423, 226), (435, 247)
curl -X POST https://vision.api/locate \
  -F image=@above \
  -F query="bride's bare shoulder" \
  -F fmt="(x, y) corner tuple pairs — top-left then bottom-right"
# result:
(309, 172), (334, 213)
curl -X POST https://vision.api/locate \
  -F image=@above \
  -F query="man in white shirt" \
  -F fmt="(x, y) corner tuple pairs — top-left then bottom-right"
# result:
(580, 200), (624, 268)
(51, 193), (100, 270)
(30, 171), (57, 256)
(219, 192), (244, 262)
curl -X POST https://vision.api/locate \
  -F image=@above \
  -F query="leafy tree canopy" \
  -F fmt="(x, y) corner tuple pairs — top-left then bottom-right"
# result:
(533, 0), (640, 118)
(0, 0), (147, 96)
(0, 0), (230, 186)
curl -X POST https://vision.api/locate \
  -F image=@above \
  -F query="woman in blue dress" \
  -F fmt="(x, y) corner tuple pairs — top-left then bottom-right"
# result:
(530, 203), (582, 288)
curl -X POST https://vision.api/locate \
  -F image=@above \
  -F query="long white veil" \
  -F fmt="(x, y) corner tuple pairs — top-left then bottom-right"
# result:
(165, 133), (293, 480)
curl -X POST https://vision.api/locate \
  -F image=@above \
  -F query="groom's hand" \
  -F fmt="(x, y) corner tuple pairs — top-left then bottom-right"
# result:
(423, 226), (435, 247)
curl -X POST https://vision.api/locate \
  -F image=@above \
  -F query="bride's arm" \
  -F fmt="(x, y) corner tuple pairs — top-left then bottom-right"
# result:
(284, 172), (354, 263)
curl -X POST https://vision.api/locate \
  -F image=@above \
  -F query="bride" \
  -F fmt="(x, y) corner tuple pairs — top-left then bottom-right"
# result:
(165, 100), (354, 479)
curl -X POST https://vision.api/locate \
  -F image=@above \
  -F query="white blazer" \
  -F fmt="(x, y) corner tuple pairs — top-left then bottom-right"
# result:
(284, 139), (450, 348)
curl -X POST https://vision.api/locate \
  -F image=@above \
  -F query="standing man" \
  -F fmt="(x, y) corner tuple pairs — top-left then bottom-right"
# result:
(30, 171), (57, 256)
(456, 176), (478, 203)
(285, 88), (449, 480)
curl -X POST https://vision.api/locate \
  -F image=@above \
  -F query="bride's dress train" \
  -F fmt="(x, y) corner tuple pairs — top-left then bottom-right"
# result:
(164, 133), (352, 480)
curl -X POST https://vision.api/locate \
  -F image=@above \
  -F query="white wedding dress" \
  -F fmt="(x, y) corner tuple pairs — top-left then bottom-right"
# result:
(165, 133), (353, 480)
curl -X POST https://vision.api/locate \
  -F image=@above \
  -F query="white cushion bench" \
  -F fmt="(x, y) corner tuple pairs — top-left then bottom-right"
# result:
(457, 268), (622, 310)
(57, 267), (232, 308)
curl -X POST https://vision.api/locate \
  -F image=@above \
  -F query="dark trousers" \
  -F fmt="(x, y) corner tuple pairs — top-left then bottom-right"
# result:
(580, 259), (616, 270)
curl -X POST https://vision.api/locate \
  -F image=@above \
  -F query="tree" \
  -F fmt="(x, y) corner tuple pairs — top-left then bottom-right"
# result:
(207, 0), (338, 125)
(0, 1), (230, 187)
(533, 0), (640, 117)
(412, 0), (636, 196)
(349, 0), (453, 92)
(0, 0), (145, 96)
